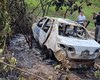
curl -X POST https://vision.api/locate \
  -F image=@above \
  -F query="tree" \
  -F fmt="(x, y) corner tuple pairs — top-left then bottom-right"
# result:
(30, 0), (96, 18)
(0, 0), (33, 77)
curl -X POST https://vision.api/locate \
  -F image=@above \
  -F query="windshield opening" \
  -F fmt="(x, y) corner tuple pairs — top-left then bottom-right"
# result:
(58, 23), (91, 39)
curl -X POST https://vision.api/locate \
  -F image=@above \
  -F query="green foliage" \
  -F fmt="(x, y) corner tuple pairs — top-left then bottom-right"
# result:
(0, 0), (17, 78)
(3, 57), (17, 71)
(0, 56), (17, 74)
(0, 57), (5, 62)
(25, 0), (38, 8)
(25, 0), (100, 30)
(0, 0), (12, 49)
(18, 76), (26, 80)
(95, 70), (100, 79)
(0, 0), (32, 79)
(0, 49), (3, 54)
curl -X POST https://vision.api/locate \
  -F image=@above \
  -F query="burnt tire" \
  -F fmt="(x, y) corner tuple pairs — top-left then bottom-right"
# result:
(41, 46), (57, 61)
(47, 49), (58, 61)
(42, 49), (54, 59)
(41, 46), (53, 58)
(47, 49), (53, 59)
(41, 46), (47, 55)
(40, 46), (48, 60)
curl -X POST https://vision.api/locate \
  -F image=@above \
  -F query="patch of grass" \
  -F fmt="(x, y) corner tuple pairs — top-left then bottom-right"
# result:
(25, 0), (39, 10)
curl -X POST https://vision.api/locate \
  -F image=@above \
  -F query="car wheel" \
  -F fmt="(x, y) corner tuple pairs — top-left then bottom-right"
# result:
(41, 46), (48, 60)
(47, 49), (58, 61)
(47, 49), (53, 59)
(41, 48), (54, 59)
(41, 45), (47, 55)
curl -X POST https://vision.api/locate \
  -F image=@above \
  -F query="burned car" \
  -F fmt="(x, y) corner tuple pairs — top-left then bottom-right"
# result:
(32, 17), (100, 68)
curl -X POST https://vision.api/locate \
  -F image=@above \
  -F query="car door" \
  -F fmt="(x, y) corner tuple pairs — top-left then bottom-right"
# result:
(33, 17), (47, 41)
(39, 18), (53, 46)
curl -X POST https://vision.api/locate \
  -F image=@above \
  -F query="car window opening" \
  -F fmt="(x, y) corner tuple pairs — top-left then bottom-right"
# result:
(42, 19), (52, 33)
(37, 18), (47, 27)
(58, 23), (89, 39)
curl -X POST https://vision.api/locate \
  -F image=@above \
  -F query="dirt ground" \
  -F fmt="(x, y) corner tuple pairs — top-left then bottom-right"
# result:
(9, 34), (100, 80)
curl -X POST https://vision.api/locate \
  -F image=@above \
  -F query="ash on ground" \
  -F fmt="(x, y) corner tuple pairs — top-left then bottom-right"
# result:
(9, 34), (99, 80)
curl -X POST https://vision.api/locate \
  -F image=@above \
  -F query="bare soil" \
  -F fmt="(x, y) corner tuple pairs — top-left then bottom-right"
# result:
(9, 34), (100, 80)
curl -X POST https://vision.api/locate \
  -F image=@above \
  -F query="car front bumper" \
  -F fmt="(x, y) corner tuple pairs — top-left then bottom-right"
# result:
(68, 53), (97, 60)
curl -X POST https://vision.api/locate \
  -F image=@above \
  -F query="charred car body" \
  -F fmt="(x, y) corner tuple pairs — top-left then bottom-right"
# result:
(32, 16), (100, 68)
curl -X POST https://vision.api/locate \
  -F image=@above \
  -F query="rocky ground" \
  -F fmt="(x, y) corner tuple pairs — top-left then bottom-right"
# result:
(8, 34), (100, 80)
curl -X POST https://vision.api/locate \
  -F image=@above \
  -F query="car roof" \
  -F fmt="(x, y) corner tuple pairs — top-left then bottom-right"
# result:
(44, 16), (83, 27)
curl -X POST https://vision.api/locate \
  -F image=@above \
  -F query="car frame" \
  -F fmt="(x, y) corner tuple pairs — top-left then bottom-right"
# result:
(32, 16), (100, 68)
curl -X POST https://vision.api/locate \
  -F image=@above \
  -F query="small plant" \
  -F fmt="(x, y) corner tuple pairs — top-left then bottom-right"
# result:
(95, 70), (100, 79)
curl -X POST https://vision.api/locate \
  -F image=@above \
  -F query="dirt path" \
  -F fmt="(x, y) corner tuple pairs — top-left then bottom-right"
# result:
(9, 34), (99, 80)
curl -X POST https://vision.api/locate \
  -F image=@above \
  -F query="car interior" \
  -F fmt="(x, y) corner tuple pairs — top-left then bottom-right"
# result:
(58, 23), (89, 39)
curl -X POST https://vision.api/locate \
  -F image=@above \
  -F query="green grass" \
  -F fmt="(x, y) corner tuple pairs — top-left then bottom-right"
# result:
(25, 0), (100, 30)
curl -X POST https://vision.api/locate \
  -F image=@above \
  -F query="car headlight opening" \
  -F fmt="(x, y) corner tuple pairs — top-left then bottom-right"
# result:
(94, 48), (100, 57)
(58, 44), (76, 56)
(81, 50), (90, 57)
(67, 46), (76, 56)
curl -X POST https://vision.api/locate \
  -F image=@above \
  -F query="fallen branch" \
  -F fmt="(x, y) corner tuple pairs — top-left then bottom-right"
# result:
(0, 60), (46, 80)
(95, 63), (100, 69)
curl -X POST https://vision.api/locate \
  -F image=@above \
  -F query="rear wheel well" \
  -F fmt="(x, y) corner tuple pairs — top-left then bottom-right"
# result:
(41, 45), (47, 55)
(42, 45), (47, 49)
(42, 45), (58, 61)
(48, 48), (58, 61)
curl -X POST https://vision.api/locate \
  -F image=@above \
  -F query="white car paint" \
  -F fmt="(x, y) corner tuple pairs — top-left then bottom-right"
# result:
(32, 16), (100, 60)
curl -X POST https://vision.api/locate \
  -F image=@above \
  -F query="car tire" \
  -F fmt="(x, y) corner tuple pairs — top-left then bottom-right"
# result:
(47, 49), (58, 61)
(41, 45), (48, 60)
(41, 46), (57, 60)
(41, 45), (47, 55)
(47, 49), (53, 59)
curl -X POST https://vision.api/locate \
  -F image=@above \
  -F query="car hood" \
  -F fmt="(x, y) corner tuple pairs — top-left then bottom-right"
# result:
(57, 36), (100, 54)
